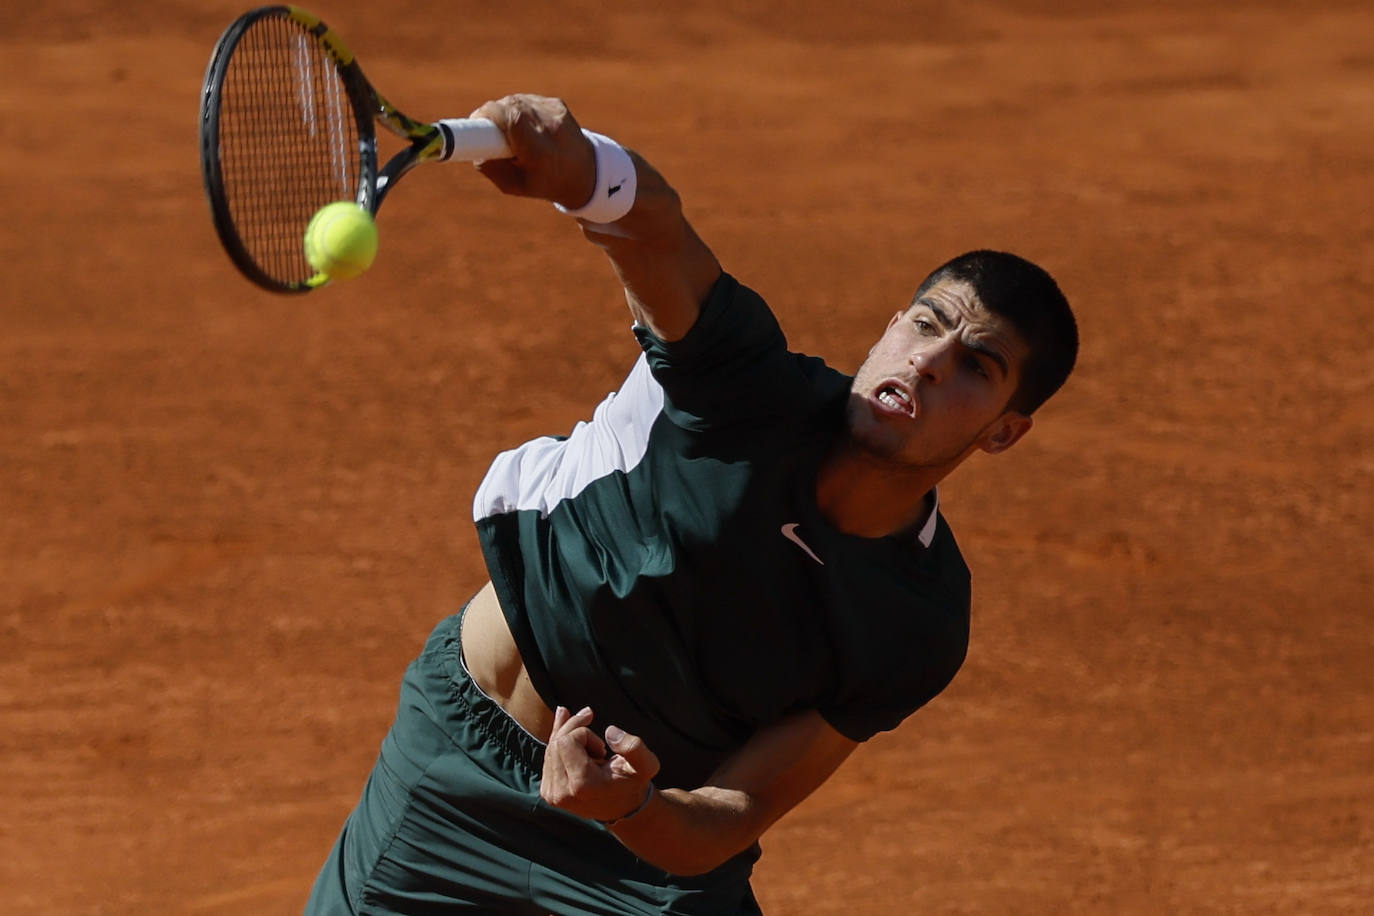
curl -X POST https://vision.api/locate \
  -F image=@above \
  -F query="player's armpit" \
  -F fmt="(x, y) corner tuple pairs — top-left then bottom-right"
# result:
(606, 710), (859, 876)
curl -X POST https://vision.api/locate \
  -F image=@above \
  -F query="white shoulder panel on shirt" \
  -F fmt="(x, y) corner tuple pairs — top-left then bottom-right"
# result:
(473, 353), (664, 521)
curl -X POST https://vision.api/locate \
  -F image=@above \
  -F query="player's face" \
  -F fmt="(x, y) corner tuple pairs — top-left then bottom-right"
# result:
(846, 278), (1033, 470)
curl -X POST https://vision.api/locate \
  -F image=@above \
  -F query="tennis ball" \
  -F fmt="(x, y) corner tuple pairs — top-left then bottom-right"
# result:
(303, 201), (378, 280)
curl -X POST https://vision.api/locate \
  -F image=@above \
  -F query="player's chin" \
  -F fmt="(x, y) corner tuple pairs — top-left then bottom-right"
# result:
(843, 420), (907, 464)
(845, 398), (906, 447)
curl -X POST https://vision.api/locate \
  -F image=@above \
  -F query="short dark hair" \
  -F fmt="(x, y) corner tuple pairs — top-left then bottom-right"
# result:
(915, 250), (1078, 415)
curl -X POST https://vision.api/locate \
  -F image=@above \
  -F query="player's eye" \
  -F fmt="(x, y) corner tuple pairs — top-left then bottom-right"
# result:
(965, 355), (989, 378)
(913, 318), (937, 335)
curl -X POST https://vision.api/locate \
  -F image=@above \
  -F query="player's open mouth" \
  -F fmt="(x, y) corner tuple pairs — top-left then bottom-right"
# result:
(874, 382), (916, 418)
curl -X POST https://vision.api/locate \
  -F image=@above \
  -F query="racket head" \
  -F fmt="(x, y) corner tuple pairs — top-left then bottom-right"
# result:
(199, 5), (378, 293)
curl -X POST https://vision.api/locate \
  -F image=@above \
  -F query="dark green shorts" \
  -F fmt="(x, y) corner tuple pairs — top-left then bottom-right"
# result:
(303, 610), (762, 915)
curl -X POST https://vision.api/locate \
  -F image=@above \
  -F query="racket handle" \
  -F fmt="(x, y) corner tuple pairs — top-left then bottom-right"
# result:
(435, 118), (512, 161)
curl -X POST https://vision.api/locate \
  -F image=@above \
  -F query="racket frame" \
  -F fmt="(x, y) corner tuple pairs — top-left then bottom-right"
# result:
(199, 5), (450, 293)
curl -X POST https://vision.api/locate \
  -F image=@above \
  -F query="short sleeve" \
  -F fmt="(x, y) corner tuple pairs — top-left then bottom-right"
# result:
(819, 612), (968, 741)
(633, 273), (841, 430)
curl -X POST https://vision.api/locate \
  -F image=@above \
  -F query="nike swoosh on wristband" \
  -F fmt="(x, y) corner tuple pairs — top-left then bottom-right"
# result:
(781, 523), (824, 565)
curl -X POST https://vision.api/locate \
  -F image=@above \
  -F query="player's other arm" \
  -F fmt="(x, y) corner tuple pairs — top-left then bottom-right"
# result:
(470, 94), (721, 342)
(542, 707), (859, 876)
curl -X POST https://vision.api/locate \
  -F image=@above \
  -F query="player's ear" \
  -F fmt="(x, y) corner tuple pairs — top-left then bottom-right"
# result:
(978, 411), (1032, 455)
(869, 311), (905, 356)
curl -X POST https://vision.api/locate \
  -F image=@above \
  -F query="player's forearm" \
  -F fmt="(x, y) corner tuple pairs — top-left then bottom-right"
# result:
(605, 783), (769, 876)
(467, 95), (718, 338)
(542, 709), (857, 876)
(578, 151), (721, 343)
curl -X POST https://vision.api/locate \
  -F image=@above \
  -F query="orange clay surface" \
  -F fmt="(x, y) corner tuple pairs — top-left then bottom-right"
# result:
(2, 1), (1371, 913)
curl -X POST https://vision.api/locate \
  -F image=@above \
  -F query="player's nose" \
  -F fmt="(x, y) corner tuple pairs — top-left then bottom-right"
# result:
(909, 339), (956, 383)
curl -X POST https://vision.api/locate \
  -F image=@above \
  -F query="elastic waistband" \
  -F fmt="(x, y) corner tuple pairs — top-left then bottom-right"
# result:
(424, 610), (547, 778)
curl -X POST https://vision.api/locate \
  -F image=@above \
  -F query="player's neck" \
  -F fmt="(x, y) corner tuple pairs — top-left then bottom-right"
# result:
(815, 444), (949, 539)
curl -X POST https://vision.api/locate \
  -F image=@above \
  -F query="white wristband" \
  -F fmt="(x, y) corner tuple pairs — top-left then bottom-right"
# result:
(555, 130), (637, 225)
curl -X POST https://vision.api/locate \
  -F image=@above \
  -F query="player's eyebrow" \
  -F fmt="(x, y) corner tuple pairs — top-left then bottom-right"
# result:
(918, 298), (955, 330)
(917, 297), (1010, 379)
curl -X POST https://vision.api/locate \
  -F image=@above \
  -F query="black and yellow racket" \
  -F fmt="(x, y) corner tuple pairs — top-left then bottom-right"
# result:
(198, 5), (510, 293)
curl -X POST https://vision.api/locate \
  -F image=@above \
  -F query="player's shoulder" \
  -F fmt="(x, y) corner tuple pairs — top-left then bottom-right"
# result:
(786, 350), (852, 407)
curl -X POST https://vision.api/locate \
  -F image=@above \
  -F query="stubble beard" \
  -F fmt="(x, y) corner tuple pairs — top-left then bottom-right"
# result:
(843, 393), (981, 476)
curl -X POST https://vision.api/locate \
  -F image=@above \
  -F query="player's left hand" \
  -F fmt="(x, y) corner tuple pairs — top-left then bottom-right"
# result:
(541, 705), (660, 823)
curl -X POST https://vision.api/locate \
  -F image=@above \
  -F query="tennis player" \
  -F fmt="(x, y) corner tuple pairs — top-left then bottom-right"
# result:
(303, 93), (1078, 915)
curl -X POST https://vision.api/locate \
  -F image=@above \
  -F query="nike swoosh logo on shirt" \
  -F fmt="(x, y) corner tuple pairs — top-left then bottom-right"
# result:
(781, 523), (825, 566)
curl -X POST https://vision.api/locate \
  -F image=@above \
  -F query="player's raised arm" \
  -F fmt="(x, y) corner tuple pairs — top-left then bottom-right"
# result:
(470, 94), (721, 341)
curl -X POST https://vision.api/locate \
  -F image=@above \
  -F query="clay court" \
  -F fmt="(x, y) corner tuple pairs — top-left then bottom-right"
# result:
(2, 0), (1371, 912)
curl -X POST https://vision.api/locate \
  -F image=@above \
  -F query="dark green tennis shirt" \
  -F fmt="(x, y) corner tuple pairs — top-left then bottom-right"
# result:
(474, 273), (970, 789)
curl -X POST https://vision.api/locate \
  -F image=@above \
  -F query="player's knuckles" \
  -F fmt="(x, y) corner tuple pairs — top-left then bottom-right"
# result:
(469, 100), (504, 123)
(543, 772), (594, 806)
(515, 93), (569, 122)
(539, 780), (576, 808)
(549, 732), (582, 756)
(508, 96), (563, 137)
(550, 733), (602, 774)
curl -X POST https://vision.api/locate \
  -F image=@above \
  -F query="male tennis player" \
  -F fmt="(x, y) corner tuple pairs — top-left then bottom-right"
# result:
(304, 94), (1077, 915)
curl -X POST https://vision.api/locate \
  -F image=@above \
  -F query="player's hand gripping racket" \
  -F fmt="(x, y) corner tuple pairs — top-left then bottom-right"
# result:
(199, 5), (511, 293)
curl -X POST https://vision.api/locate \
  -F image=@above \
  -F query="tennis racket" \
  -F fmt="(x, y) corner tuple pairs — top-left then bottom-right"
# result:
(198, 5), (511, 293)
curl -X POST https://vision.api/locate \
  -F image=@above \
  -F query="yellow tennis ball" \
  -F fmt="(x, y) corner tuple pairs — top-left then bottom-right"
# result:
(303, 201), (378, 280)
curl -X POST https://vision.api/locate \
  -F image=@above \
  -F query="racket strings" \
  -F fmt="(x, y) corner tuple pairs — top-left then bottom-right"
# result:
(216, 15), (361, 285)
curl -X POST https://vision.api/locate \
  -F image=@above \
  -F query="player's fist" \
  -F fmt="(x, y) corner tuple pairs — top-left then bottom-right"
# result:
(469, 94), (597, 210)
(541, 705), (660, 823)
